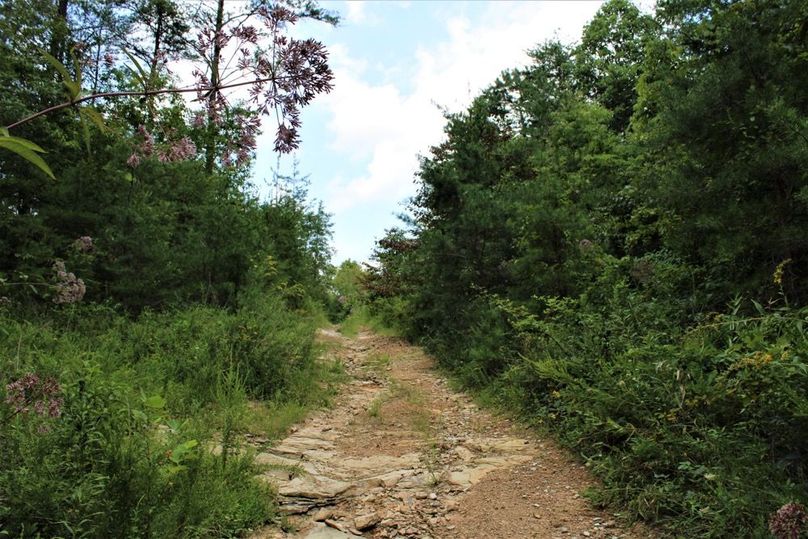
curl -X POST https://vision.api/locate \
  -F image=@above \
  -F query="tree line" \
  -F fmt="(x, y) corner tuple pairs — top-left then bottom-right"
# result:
(0, 1), (344, 536)
(365, 0), (808, 536)
(0, 0), (337, 311)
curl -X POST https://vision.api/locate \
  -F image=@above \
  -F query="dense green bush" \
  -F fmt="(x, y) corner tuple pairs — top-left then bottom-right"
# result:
(482, 293), (808, 536)
(366, 0), (808, 535)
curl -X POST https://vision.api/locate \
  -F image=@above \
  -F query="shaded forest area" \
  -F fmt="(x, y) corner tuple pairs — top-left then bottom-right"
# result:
(360, 0), (808, 536)
(0, 0), (345, 536)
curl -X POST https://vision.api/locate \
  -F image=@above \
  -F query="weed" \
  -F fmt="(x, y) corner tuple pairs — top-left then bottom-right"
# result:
(340, 305), (400, 338)
(364, 353), (392, 374)
(367, 394), (384, 419)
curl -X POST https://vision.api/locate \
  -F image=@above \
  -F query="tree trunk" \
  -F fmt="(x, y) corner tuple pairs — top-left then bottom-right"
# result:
(146, 3), (164, 127)
(204, 0), (225, 174)
(49, 0), (69, 62)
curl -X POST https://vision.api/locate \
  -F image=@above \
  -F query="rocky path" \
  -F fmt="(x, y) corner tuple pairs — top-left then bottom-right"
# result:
(250, 329), (652, 539)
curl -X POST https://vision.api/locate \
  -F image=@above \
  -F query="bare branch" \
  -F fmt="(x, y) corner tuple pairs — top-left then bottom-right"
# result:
(6, 75), (296, 130)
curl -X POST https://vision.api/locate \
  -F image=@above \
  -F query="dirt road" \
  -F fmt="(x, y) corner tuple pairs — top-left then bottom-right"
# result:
(251, 329), (652, 539)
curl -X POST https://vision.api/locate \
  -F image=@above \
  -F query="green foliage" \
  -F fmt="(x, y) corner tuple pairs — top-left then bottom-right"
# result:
(0, 130), (55, 179)
(327, 259), (365, 321)
(367, 0), (808, 535)
(339, 304), (400, 338)
(0, 293), (332, 537)
(0, 2), (339, 537)
(0, 2), (335, 313)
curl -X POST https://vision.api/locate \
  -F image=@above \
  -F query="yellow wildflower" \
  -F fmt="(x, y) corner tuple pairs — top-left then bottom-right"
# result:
(773, 258), (792, 286)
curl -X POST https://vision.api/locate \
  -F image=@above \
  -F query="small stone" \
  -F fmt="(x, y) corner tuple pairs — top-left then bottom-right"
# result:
(354, 512), (382, 531)
(324, 519), (346, 532)
(354, 512), (381, 531)
(428, 492), (438, 500)
(311, 508), (334, 521)
(583, 532), (591, 537)
(560, 527), (569, 534)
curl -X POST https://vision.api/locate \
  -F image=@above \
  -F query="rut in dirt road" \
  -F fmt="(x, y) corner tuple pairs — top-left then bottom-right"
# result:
(250, 329), (653, 539)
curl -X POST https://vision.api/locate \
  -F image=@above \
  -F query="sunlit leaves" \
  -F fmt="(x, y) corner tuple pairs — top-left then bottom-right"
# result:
(41, 49), (81, 102)
(0, 129), (55, 179)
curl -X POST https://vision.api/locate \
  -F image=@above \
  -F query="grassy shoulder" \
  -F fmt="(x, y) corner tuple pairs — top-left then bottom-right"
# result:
(0, 297), (345, 538)
(339, 305), (400, 338)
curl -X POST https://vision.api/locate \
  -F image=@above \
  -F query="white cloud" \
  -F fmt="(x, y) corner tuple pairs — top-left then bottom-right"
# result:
(321, 1), (603, 219)
(345, 1), (367, 24)
(343, 1), (384, 26)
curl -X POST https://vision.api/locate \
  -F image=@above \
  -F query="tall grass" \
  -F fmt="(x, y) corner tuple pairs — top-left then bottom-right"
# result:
(340, 304), (401, 338)
(0, 294), (335, 538)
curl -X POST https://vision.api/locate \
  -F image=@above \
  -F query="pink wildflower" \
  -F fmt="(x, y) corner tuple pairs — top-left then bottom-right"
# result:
(52, 260), (86, 304)
(73, 236), (94, 253)
(5, 373), (63, 419)
(770, 503), (808, 539)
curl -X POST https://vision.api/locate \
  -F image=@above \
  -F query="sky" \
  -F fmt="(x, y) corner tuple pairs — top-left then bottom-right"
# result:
(251, 0), (607, 265)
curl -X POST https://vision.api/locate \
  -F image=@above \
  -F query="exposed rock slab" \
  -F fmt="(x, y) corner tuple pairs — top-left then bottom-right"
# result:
(248, 329), (655, 539)
(302, 523), (352, 539)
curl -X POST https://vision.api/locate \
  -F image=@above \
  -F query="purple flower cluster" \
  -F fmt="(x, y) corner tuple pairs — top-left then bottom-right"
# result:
(137, 125), (155, 155)
(221, 114), (260, 167)
(157, 136), (197, 163)
(5, 373), (63, 419)
(190, 3), (333, 158)
(578, 239), (595, 253)
(770, 503), (808, 539)
(52, 260), (86, 304)
(73, 236), (94, 253)
(128, 127), (197, 167)
(126, 152), (141, 168)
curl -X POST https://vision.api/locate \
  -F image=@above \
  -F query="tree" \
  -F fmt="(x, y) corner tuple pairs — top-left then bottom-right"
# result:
(635, 0), (808, 303)
(574, 0), (656, 133)
(0, 0), (337, 311)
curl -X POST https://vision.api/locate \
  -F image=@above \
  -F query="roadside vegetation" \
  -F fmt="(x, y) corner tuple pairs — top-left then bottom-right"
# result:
(0, 0), (342, 536)
(362, 0), (808, 537)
